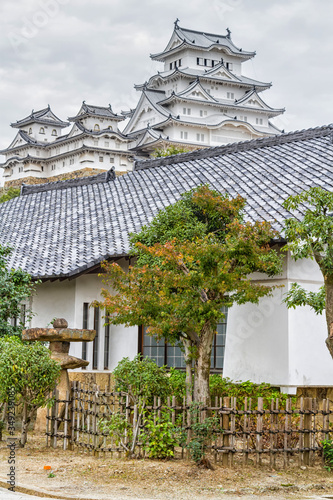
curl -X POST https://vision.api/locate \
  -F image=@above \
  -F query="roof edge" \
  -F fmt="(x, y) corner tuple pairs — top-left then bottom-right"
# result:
(134, 124), (333, 171)
(20, 168), (116, 196)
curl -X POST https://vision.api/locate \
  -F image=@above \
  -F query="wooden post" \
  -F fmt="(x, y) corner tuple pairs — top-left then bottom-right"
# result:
(256, 397), (263, 467)
(222, 397), (230, 466)
(243, 397), (248, 466)
(303, 397), (312, 466)
(63, 390), (69, 451)
(284, 398), (290, 468)
(53, 389), (59, 449)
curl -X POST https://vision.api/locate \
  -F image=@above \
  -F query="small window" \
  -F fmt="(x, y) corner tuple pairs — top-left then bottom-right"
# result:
(104, 141), (109, 147)
(51, 129), (57, 136)
(109, 157), (114, 163)
(70, 158), (74, 165)
(256, 118), (263, 125)
(39, 127), (45, 134)
(170, 62), (172, 70)
(41, 166), (44, 171)
(178, 59), (182, 67)
(94, 124), (100, 132)
(28, 128), (32, 135)
(99, 156), (104, 162)
(227, 92), (234, 99)
(180, 131), (188, 140)
(18, 166), (23, 173)
(51, 164), (56, 171)
(226, 62), (233, 70)
(62, 161), (65, 167)
(196, 133), (205, 142)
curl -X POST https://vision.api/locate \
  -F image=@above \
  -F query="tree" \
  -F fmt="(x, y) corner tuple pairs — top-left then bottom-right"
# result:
(153, 145), (191, 157)
(0, 245), (38, 337)
(0, 187), (20, 204)
(0, 336), (61, 446)
(283, 187), (333, 357)
(97, 186), (283, 405)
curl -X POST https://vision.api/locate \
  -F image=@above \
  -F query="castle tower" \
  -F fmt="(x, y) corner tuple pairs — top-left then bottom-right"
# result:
(124, 21), (285, 155)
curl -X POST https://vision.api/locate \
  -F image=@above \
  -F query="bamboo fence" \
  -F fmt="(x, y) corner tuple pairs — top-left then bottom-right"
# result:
(45, 381), (333, 467)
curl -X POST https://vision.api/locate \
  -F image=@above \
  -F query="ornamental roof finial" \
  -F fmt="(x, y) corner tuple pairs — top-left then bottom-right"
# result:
(226, 27), (231, 39)
(174, 18), (180, 28)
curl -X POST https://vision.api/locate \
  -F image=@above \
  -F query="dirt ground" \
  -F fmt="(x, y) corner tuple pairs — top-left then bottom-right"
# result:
(1, 434), (333, 500)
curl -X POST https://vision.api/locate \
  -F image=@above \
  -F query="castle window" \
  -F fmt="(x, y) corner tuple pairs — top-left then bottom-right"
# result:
(170, 62), (172, 70)
(94, 124), (100, 132)
(39, 127), (45, 134)
(178, 59), (182, 67)
(51, 129), (57, 136)
(62, 161), (65, 167)
(41, 166), (44, 171)
(226, 62), (233, 71)
(109, 157), (114, 163)
(70, 159), (74, 165)
(51, 164), (56, 171)
(196, 133), (205, 142)
(99, 156), (104, 162)
(104, 141), (109, 147)
(227, 92), (234, 99)
(28, 128), (32, 135)
(180, 131), (188, 140)
(18, 166), (23, 173)
(256, 118), (263, 125)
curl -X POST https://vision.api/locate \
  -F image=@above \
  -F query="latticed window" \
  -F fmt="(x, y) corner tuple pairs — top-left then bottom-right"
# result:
(139, 307), (228, 372)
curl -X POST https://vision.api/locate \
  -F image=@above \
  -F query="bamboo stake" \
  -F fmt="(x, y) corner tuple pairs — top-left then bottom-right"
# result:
(256, 397), (263, 467)
(222, 397), (230, 466)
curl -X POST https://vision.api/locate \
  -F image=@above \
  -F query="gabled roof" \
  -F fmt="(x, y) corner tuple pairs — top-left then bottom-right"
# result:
(235, 89), (285, 115)
(123, 89), (172, 135)
(11, 105), (69, 129)
(68, 102), (124, 122)
(141, 68), (271, 92)
(1, 125), (333, 279)
(151, 22), (255, 62)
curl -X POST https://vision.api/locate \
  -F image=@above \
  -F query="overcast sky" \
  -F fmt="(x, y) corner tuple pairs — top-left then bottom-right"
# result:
(0, 0), (332, 155)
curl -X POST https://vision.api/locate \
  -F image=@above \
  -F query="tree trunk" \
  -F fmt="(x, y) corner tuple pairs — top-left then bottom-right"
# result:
(183, 339), (193, 404)
(20, 403), (30, 447)
(193, 322), (215, 406)
(325, 275), (333, 359)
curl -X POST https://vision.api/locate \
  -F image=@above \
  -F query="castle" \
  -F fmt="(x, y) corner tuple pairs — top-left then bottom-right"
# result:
(1, 21), (284, 186)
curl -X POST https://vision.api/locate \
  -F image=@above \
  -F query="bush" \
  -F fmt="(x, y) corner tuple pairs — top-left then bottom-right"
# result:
(141, 410), (179, 459)
(0, 336), (61, 446)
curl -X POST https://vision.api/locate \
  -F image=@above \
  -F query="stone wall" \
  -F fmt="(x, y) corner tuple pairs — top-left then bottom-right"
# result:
(4, 167), (127, 189)
(69, 371), (115, 391)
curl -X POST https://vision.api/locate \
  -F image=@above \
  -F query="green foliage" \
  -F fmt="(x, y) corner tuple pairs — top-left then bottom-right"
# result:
(0, 336), (60, 406)
(152, 145), (190, 157)
(0, 187), (20, 204)
(322, 439), (333, 471)
(112, 355), (170, 405)
(187, 402), (220, 465)
(0, 245), (38, 337)
(0, 336), (61, 446)
(283, 187), (333, 317)
(168, 368), (187, 401)
(283, 187), (333, 273)
(141, 410), (179, 459)
(283, 283), (325, 315)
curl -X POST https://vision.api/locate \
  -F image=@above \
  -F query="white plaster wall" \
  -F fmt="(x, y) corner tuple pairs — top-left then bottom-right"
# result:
(30, 280), (76, 328)
(286, 255), (331, 386)
(223, 284), (290, 386)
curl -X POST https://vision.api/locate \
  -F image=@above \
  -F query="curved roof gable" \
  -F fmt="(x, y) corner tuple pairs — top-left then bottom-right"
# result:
(11, 105), (69, 129)
(151, 23), (255, 62)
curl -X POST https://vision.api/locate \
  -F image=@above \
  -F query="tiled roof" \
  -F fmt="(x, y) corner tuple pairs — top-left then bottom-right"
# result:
(68, 102), (124, 122)
(1, 125), (333, 279)
(11, 106), (69, 129)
